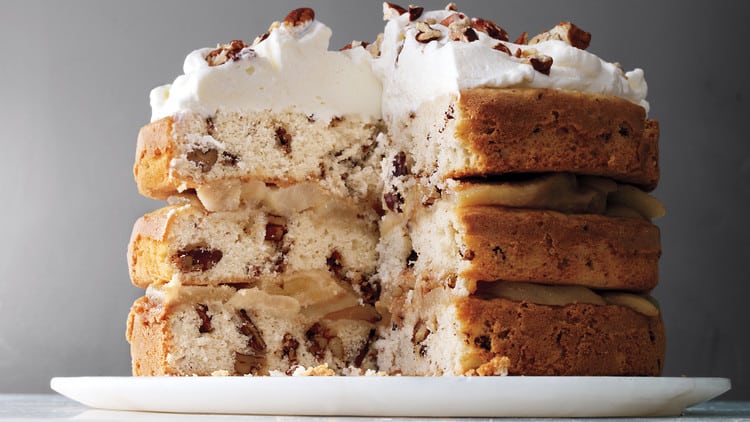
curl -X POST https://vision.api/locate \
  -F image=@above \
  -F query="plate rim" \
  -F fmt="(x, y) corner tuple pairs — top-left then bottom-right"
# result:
(50, 375), (732, 418)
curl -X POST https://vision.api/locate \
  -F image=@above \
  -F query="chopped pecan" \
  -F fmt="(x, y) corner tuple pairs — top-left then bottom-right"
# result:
(275, 127), (292, 154)
(326, 250), (346, 280)
(392, 151), (408, 177)
(264, 215), (287, 243)
(220, 151), (239, 166)
(340, 40), (369, 51)
(408, 6), (424, 21)
(305, 323), (334, 361)
(172, 245), (223, 273)
(529, 21), (591, 50)
(412, 320), (431, 357)
(238, 309), (266, 353)
(205, 40), (253, 66)
(358, 279), (381, 305)
(493, 42), (511, 55)
(195, 304), (213, 333)
(186, 148), (218, 172)
(283, 7), (315, 28)
(471, 17), (509, 41)
(440, 12), (467, 27)
(281, 333), (299, 366)
(406, 249), (418, 267)
(234, 352), (265, 375)
(383, 2), (407, 20)
(530, 55), (553, 75)
(384, 189), (404, 213)
(206, 116), (216, 137)
(415, 21), (442, 43)
(514, 31), (528, 45)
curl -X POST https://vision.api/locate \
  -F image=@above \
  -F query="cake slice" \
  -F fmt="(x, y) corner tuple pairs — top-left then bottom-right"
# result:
(127, 283), (378, 376)
(378, 171), (663, 296)
(373, 5), (658, 190)
(372, 4), (664, 376)
(135, 8), (384, 210)
(128, 185), (380, 306)
(376, 280), (665, 376)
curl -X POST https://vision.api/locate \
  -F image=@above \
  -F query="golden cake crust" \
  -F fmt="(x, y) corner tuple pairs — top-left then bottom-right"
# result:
(455, 88), (659, 190)
(134, 117), (181, 200)
(459, 206), (660, 291)
(127, 296), (176, 376)
(456, 295), (665, 376)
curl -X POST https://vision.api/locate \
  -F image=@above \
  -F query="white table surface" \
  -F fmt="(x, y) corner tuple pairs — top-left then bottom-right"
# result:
(1, 395), (749, 422)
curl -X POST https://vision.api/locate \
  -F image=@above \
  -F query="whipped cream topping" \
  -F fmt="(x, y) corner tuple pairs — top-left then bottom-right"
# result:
(150, 18), (382, 122)
(374, 6), (649, 122)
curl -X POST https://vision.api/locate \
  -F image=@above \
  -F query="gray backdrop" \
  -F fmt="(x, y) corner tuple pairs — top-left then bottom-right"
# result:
(1, 0), (748, 400)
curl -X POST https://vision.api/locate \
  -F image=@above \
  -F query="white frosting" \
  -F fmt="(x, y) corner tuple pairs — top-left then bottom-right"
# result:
(150, 20), (382, 122)
(374, 8), (649, 122)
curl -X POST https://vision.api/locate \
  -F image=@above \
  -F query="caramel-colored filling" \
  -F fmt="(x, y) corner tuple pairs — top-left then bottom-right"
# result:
(150, 269), (377, 323)
(474, 281), (659, 317)
(452, 173), (664, 220)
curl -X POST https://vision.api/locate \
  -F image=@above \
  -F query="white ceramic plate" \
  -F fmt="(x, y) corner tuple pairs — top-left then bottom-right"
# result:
(50, 376), (730, 417)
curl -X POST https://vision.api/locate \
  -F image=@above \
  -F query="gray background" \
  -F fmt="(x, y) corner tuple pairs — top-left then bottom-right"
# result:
(1, 0), (748, 400)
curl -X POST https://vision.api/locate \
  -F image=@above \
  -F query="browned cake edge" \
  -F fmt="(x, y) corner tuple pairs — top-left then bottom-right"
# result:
(134, 117), (183, 200)
(128, 205), (183, 289)
(456, 295), (665, 376)
(458, 206), (660, 291)
(455, 88), (659, 190)
(126, 296), (177, 376)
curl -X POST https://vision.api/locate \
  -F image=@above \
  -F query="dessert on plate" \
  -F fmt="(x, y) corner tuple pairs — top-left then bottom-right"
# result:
(127, 8), (383, 375)
(372, 3), (664, 375)
(127, 3), (665, 377)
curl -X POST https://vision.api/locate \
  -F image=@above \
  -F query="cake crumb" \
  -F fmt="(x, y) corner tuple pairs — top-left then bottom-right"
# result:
(464, 356), (510, 376)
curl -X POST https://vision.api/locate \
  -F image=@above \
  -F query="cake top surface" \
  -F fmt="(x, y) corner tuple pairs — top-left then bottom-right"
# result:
(373, 3), (649, 121)
(150, 8), (382, 123)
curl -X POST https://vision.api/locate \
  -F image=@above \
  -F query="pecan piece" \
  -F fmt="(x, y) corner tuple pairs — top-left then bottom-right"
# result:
(238, 309), (266, 353)
(384, 189), (404, 213)
(275, 127), (292, 154)
(391, 151), (408, 177)
(530, 55), (553, 75)
(264, 215), (287, 243)
(408, 6), (424, 21)
(205, 40), (253, 66)
(529, 21), (591, 50)
(283, 7), (315, 28)
(412, 320), (431, 356)
(439, 12), (457, 27)
(383, 2), (408, 20)
(514, 31), (528, 45)
(326, 250), (346, 280)
(281, 333), (300, 366)
(234, 352), (265, 375)
(406, 249), (418, 267)
(195, 304), (213, 333)
(186, 148), (218, 173)
(493, 42), (511, 55)
(172, 245), (223, 273)
(415, 21), (442, 43)
(234, 309), (267, 375)
(471, 17), (509, 41)
(358, 279), (381, 305)
(340, 40), (369, 51)
(220, 151), (239, 166)
(305, 323), (334, 361)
